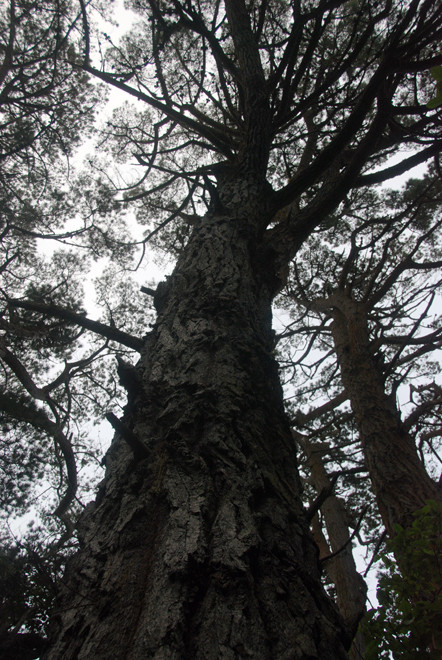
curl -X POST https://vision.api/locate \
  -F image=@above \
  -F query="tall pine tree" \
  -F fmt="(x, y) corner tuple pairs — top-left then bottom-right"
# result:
(1, 1), (441, 657)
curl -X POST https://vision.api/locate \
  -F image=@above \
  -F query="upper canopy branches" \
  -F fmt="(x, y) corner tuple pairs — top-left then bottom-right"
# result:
(82, 0), (441, 235)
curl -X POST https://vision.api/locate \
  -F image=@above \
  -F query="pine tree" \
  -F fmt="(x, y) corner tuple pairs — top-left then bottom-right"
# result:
(1, 1), (441, 657)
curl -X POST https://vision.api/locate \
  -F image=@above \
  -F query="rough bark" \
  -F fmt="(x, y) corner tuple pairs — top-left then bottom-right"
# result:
(329, 290), (441, 535)
(44, 204), (348, 659)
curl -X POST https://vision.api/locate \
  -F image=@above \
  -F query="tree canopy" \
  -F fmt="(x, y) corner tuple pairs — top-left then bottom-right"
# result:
(0, 1), (441, 657)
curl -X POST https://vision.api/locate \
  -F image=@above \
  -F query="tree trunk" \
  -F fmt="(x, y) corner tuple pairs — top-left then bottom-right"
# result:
(330, 291), (441, 535)
(44, 209), (348, 659)
(302, 441), (366, 660)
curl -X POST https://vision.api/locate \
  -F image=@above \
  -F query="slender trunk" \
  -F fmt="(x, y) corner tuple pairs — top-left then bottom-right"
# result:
(330, 294), (440, 535)
(303, 441), (366, 659)
(45, 211), (348, 659)
(329, 291), (442, 654)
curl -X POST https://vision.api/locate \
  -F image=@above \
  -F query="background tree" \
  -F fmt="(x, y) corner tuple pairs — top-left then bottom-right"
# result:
(278, 170), (441, 653)
(0, 1), (441, 658)
(281, 171), (441, 522)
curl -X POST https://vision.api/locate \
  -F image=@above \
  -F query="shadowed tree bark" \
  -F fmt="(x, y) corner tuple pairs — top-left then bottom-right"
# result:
(44, 203), (349, 658)
(329, 291), (441, 535)
(0, 0), (439, 657)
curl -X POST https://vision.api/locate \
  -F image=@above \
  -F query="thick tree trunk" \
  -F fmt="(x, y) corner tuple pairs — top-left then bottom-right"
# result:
(330, 291), (441, 535)
(45, 210), (348, 659)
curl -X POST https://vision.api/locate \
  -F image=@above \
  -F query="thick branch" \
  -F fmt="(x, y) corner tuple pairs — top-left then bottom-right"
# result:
(272, 62), (390, 210)
(382, 328), (442, 346)
(294, 391), (348, 426)
(7, 298), (144, 351)
(0, 340), (47, 400)
(356, 140), (442, 187)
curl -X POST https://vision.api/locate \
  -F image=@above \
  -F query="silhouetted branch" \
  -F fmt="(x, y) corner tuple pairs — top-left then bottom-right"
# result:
(7, 298), (144, 351)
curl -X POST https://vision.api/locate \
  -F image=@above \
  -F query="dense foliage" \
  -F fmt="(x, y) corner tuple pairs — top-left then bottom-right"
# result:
(364, 500), (442, 658)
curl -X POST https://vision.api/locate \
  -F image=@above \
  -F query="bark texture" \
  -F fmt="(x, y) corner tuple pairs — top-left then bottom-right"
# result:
(45, 205), (348, 659)
(329, 290), (441, 535)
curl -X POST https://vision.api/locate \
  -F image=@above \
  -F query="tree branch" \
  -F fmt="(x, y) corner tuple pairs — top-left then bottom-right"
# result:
(356, 140), (442, 187)
(0, 391), (77, 519)
(7, 298), (144, 351)
(320, 507), (368, 564)
(81, 64), (234, 159)
(105, 412), (150, 460)
(293, 390), (349, 426)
